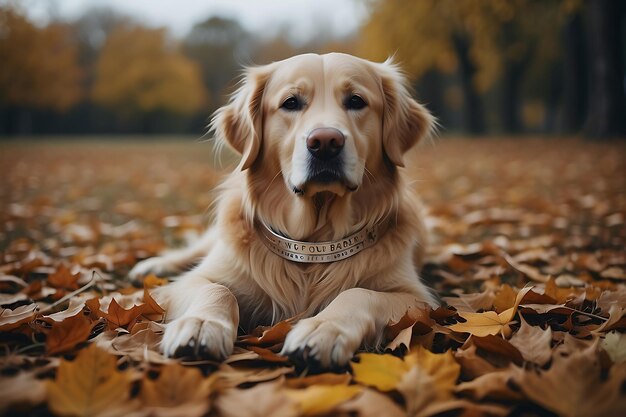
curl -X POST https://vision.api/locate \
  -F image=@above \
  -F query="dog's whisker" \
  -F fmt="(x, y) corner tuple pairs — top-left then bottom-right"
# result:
(262, 169), (284, 196)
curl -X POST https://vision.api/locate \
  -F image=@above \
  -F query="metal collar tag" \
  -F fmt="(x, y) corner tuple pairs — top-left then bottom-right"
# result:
(257, 220), (383, 263)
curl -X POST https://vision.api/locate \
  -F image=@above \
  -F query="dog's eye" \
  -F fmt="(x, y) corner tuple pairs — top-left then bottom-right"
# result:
(280, 96), (303, 112)
(345, 94), (367, 111)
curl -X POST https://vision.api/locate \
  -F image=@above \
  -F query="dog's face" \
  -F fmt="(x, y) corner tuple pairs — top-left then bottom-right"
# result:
(213, 53), (433, 198)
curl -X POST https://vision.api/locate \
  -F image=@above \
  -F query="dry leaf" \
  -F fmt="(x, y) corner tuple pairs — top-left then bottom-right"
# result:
(285, 384), (362, 416)
(449, 286), (532, 337)
(0, 304), (37, 331)
(456, 366), (524, 401)
(0, 371), (46, 411)
(338, 387), (406, 417)
(515, 343), (626, 417)
(47, 265), (81, 290)
(215, 381), (297, 417)
(443, 289), (495, 312)
(284, 373), (351, 389)
(240, 320), (292, 346)
(46, 312), (94, 355)
(509, 318), (552, 365)
(602, 331), (626, 363)
(139, 363), (215, 417)
(46, 344), (138, 417)
(351, 353), (408, 391)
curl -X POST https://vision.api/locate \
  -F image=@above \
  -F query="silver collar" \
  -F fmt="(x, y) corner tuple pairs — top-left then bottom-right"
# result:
(256, 219), (386, 263)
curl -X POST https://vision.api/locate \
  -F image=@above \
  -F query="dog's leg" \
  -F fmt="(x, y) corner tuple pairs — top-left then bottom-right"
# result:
(281, 288), (432, 369)
(152, 274), (239, 360)
(129, 227), (217, 281)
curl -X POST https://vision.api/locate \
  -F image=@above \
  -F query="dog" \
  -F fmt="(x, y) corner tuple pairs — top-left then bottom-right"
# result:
(130, 53), (438, 368)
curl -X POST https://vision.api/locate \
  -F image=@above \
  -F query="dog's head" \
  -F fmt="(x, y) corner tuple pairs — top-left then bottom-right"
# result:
(212, 53), (433, 199)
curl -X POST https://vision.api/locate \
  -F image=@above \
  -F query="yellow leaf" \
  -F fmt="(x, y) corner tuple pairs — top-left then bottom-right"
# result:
(351, 353), (409, 391)
(448, 310), (513, 337)
(46, 344), (136, 417)
(404, 346), (460, 399)
(140, 363), (215, 417)
(449, 286), (533, 337)
(285, 385), (362, 416)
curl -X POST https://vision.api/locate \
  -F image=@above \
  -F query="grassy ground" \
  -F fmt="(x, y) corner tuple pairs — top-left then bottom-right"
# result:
(0, 137), (625, 416)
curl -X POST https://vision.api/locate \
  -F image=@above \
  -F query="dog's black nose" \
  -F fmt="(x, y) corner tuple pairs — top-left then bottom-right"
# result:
(306, 128), (345, 161)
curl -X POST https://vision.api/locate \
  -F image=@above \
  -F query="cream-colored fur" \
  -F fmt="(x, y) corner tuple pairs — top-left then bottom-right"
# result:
(130, 53), (437, 368)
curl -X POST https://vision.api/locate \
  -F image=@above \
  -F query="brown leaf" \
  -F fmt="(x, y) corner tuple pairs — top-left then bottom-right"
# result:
(515, 343), (626, 417)
(0, 371), (47, 410)
(384, 305), (433, 352)
(493, 284), (517, 313)
(240, 320), (292, 346)
(456, 365), (524, 401)
(139, 363), (215, 417)
(338, 387), (406, 417)
(46, 312), (94, 355)
(443, 289), (495, 312)
(0, 304), (37, 331)
(509, 318), (552, 365)
(472, 335), (524, 366)
(284, 373), (350, 389)
(215, 381), (297, 417)
(47, 265), (81, 290)
(46, 344), (138, 417)
(247, 346), (290, 363)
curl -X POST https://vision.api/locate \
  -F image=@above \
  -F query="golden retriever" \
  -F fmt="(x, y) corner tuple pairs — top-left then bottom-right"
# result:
(130, 53), (437, 368)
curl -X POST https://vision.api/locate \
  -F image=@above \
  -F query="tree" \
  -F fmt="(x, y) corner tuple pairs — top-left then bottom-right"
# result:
(584, 0), (626, 139)
(0, 7), (82, 133)
(183, 17), (252, 112)
(92, 25), (206, 120)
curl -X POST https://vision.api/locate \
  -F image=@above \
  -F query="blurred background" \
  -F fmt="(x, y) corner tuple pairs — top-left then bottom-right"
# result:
(0, 0), (624, 139)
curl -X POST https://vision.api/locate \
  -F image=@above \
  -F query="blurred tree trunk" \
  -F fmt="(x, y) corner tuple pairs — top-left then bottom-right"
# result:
(499, 23), (525, 134)
(561, 12), (588, 134)
(452, 34), (485, 135)
(584, 0), (626, 139)
(415, 70), (447, 130)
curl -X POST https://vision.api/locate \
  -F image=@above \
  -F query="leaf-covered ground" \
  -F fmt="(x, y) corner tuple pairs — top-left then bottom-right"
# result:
(1, 138), (625, 417)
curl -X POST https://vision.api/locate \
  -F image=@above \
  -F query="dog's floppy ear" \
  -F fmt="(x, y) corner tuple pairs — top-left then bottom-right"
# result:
(377, 59), (434, 167)
(211, 66), (271, 170)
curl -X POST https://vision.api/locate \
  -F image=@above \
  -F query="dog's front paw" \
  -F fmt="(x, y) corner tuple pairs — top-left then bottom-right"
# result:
(281, 317), (362, 370)
(162, 317), (235, 360)
(129, 257), (181, 281)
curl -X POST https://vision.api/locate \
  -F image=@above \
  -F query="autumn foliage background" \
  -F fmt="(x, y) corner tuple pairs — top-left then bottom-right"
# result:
(1, 1), (626, 417)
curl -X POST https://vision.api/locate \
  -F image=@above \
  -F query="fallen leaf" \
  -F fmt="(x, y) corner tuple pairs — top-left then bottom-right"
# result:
(46, 312), (94, 355)
(47, 265), (81, 290)
(0, 304), (37, 331)
(493, 284), (516, 313)
(142, 274), (169, 289)
(215, 381), (297, 417)
(139, 363), (215, 417)
(215, 364), (293, 388)
(515, 343), (626, 417)
(285, 384), (362, 416)
(449, 286), (532, 337)
(338, 387), (405, 417)
(351, 353), (408, 391)
(404, 347), (460, 399)
(240, 320), (292, 346)
(443, 288), (495, 312)
(508, 318), (552, 365)
(46, 344), (138, 417)
(284, 373), (350, 389)
(0, 371), (46, 411)
(602, 331), (626, 363)
(456, 365), (523, 401)
(601, 267), (626, 280)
